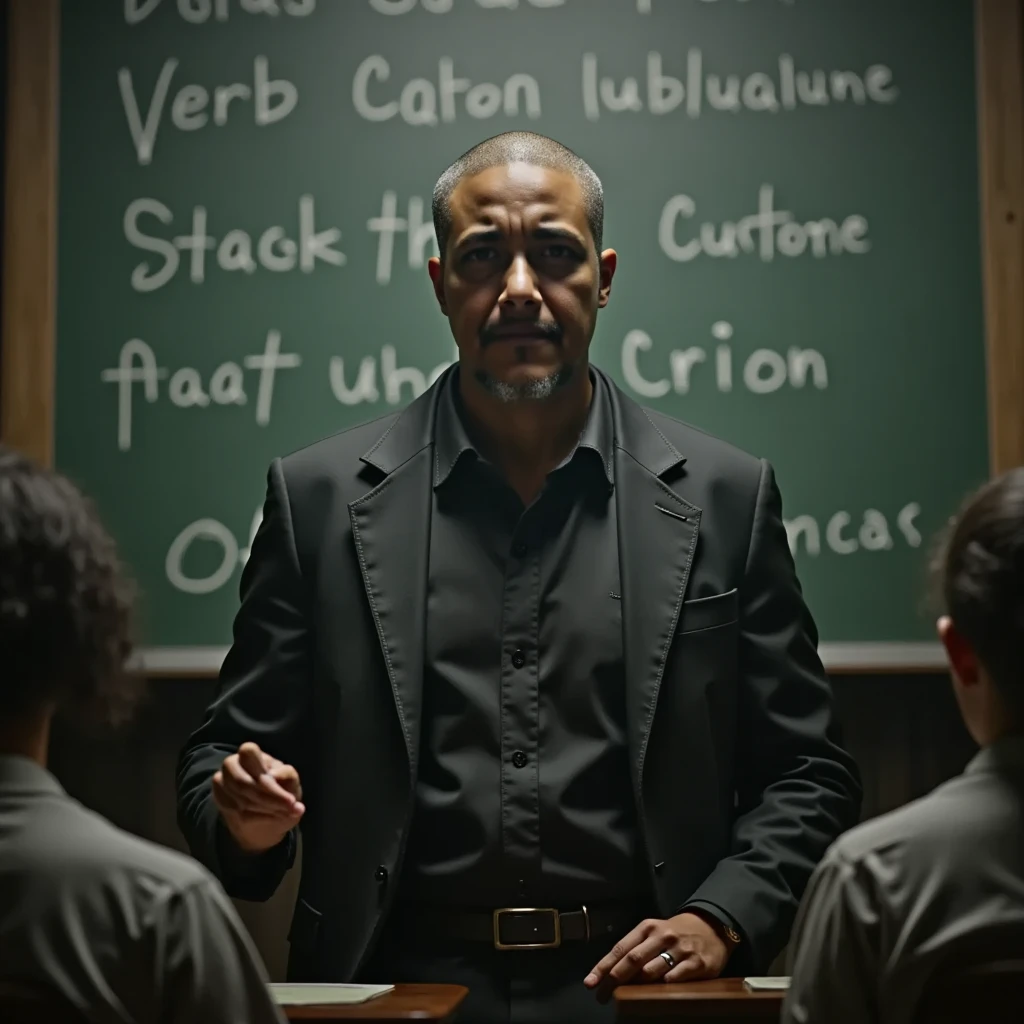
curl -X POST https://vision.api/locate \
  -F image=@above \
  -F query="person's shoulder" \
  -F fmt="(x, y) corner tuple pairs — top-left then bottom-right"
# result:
(23, 792), (218, 898)
(827, 768), (1000, 871)
(608, 373), (767, 510)
(641, 404), (763, 478)
(604, 376), (774, 528)
(279, 410), (402, 477)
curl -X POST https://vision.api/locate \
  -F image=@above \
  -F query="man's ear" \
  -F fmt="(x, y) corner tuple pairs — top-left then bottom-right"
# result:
(597, 249), (617, 309)
(938, 615), (981, 687)
(428, 256), (448, 315)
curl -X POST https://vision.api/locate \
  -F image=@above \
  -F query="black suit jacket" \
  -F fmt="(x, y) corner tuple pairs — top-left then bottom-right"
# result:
(176, 366), (861, 981)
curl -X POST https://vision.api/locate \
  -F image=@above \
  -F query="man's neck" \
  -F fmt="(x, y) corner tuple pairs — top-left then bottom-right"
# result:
(0, 708), (52, 766)
(459, 364), (593, 503)
(980, 720), (1024, 748)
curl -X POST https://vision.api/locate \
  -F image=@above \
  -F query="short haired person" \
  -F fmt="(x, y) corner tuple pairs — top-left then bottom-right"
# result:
(178, 132), (861, 1023)
(783, 468), (1024, 1024)
(0, 446), (284, 1024)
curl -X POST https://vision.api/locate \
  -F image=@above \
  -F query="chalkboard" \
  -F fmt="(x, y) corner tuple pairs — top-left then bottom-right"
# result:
(54, 0), (988, 671)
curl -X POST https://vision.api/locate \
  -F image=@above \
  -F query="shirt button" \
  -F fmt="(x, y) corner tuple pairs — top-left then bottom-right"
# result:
(511, 649), (526, 669)
(512, 541), (527, 558)
(512, 750), (528, 769)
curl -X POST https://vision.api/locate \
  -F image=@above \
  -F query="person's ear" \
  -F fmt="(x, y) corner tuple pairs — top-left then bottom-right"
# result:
(597, 249), (617, 309)
(938, 616), (981, 687)
(428, 256), (448, 315)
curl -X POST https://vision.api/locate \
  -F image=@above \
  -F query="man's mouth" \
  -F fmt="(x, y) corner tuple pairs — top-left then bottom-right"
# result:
(481, 322), (563, 346)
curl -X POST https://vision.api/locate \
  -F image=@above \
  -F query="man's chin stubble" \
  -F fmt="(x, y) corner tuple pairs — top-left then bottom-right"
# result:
(473, 364), (575, 404)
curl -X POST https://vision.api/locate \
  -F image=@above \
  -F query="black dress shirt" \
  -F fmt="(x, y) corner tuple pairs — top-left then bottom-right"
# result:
(402, 369), (647, 908)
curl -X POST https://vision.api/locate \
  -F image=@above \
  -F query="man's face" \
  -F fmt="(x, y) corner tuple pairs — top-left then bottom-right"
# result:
(428, 162), (616, 402)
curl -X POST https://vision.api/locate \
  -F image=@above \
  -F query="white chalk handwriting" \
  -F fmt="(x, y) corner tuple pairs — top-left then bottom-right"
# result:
(118, 56), (297, 165)
(353, 55), (541, 125)
(100, 332), (301, 450)
(124, 196), (344, 292)
(583, 51), (895, 120)
(659, 185), (870, 264)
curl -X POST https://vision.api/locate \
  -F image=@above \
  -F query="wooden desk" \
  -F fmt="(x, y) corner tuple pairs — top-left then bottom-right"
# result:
(615, 979), (785, 1020)
(281, 984), (467, 1022)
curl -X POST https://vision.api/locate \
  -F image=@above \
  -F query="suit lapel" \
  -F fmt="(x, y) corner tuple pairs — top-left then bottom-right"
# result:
(350, 452), (432, 776)
(606, 374), (701, 797)
(348, 375), (450, 777)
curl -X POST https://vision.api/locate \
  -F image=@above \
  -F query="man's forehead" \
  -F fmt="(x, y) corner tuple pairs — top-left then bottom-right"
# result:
(449, 162), (585, 224)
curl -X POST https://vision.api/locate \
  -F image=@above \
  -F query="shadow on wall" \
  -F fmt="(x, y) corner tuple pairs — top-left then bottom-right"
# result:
(46, 673), (976, 981)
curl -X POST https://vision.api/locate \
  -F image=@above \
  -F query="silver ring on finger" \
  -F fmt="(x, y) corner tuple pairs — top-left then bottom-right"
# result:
(660, 951), (676, 969)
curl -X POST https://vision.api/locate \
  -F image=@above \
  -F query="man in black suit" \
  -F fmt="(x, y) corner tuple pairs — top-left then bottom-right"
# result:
(177, 131), (861, 1022)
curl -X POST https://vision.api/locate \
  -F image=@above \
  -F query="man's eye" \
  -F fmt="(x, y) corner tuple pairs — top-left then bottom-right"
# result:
(464, 247), (498, 262)
(544, 244), (577, 259)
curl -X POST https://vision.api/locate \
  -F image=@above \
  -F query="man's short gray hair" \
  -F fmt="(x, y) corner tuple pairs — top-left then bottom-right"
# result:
(432, 131), (604, 257)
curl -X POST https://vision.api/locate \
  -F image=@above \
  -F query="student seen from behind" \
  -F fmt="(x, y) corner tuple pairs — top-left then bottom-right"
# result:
(782, 467), (1024, 1024)
(0, 445), (284, 1023)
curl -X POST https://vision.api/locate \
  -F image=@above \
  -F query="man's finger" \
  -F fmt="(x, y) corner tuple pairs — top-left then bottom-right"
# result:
(641, 946), (694, 982)
(232, 746), (296, 806)
(606, 935), (669, 985)
(267, 763), (303, 800)
(212, 773), (244, 814)
(663, 953), (715, 984)
(584, 922), (651, 987)
(214, 783), (304, 831)
(256, 770), (300, 805)
(223, 757), (295, 811)
(237, 743), (270, 780)
(222, 756), (282, 805)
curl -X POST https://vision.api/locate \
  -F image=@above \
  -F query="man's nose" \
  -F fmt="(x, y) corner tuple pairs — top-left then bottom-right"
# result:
(499, 254), (541, 309)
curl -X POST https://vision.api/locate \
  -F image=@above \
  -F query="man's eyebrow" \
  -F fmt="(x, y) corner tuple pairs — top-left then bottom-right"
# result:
(533, 225), (586, 245)
(453, 225), (587, 248)
(455, 227), (503, 248)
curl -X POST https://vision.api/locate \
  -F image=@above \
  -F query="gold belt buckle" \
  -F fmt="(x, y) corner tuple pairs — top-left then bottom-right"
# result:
(492, 907), (561, 950)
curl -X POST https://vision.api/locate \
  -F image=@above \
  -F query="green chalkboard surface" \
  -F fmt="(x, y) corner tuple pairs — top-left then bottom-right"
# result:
(55, 0), (988, 670)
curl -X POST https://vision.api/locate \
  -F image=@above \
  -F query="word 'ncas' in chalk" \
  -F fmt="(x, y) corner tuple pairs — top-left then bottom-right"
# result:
(369, 0), (563, 12)
(124, 196), (344, 292)
(353, 56), (541, 126)
(787, 505), (923, 558)
(330, 345), (456, 407)
(582, 52), (896, 120)
(659, 185), (870, 264)
(100, 333), (301, 451)
(125, 0), (315, 23)
(119, 56), (297, 166)
(368, 192), (438, 284)
(622, 322), (828, 398)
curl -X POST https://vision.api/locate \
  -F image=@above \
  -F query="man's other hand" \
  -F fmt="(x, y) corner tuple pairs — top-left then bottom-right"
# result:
(584, 912), (729, 997)
(212, 741), (304, 854)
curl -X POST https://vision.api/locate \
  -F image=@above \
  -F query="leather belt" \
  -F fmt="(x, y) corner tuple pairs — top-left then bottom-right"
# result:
(396, 902), (637, 951)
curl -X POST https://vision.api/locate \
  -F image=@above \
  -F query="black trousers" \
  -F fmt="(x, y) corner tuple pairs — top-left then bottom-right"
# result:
(359, 933), (621, 1024)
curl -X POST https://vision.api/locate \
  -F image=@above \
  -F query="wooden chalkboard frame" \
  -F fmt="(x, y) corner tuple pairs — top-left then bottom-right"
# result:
(2, 0), (1023, 675)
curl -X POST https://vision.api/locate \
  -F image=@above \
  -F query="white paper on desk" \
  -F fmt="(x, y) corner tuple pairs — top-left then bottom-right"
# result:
(268, 983), (394, 1006)
(743, 976), (791, 991)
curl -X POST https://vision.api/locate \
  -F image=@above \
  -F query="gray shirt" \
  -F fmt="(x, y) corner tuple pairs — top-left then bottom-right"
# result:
(782, 733), (1024, 1024)
(0, 755), (284, 1024)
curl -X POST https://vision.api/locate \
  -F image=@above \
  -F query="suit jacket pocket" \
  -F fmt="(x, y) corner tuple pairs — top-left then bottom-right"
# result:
(677, 588), (738, 634)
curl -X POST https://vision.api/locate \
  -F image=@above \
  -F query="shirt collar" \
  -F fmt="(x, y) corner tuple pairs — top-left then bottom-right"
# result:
(433, 367), (615, 490)
(0, 755), (65, 797)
